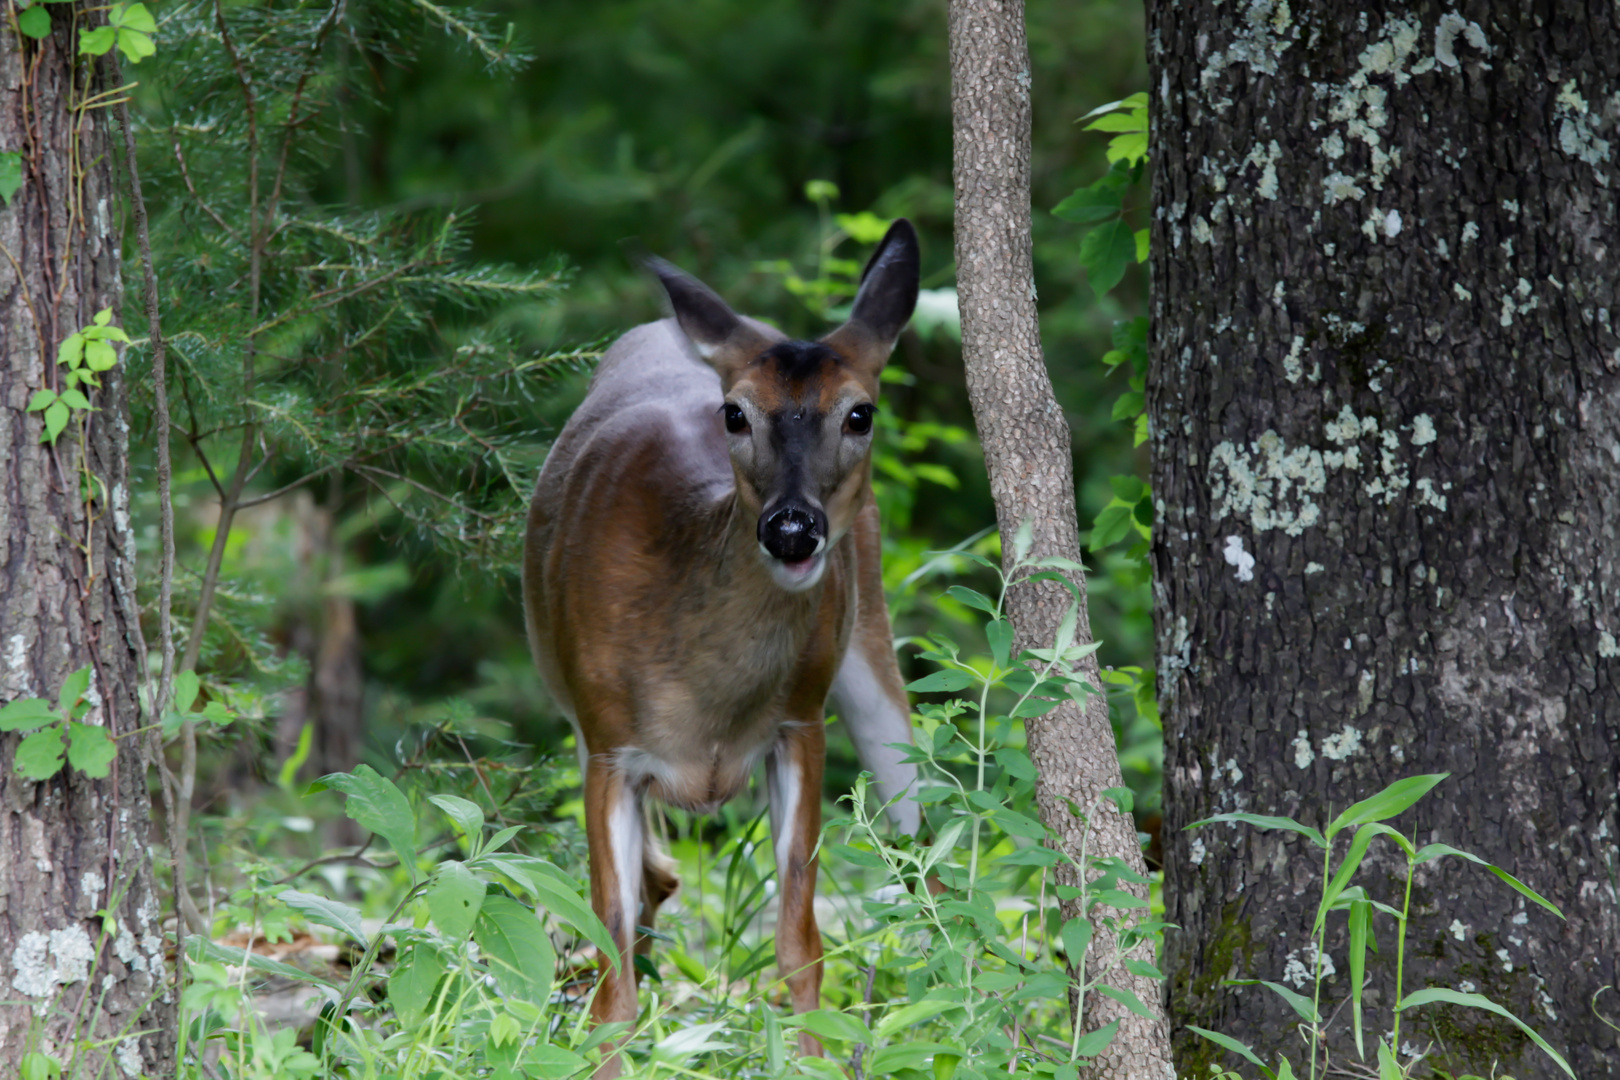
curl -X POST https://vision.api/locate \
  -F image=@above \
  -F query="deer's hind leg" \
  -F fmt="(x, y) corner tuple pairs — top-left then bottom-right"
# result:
(636, 826), (680, 956)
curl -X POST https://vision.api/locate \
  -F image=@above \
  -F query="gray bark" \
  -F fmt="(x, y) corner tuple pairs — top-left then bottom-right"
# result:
(1, 11), (176, 1074)
(1149, 2), (1620, 1077)
(948, 2), (1176, 1076)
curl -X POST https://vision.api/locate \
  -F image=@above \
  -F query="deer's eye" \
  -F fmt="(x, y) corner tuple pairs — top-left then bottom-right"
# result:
(845, 404), (874, 435)
(723, 403), (750, 434)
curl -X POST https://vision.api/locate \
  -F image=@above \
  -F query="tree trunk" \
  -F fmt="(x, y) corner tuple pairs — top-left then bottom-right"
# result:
(1149, 3), (1620, 1076)
(948, 2), (1176, 1075)
(0, 14), (177, 1075)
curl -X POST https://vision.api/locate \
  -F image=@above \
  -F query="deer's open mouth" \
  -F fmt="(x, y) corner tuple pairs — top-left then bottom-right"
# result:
(764, 548), (826, 592)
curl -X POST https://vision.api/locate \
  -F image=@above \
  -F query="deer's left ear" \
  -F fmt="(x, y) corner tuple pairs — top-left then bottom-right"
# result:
(823, 218), (920, 375)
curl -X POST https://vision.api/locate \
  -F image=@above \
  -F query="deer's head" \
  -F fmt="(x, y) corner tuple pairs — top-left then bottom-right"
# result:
(649, 219), (919, 592)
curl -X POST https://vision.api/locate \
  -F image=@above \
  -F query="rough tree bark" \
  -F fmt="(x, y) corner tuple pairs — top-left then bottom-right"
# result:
(948, 2), (1176, 1076)
(1, 11), (177, 1074)
(1150, 3), (1619, 1076)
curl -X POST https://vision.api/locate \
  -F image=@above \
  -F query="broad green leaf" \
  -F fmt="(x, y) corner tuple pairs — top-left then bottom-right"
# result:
(1188, 812), (1327, 848)
(1084, 112), (1146, 133)
(1377, 1040), (1403, 1080)
(1411, 842), (1564, 919)
(1123, 958), (1163, 980)
(993, 747), (1037, 781)
(473, 895), (556, 1004)
(1327, 773), (1449, 839)
(1079, 218), (1134, 297)
(315, 765), (418, 878)
(835, 212), (892, 245)
(1089, 502), (1135, 550)
(171, 670), (200, 714)
(423, 860), (483, 940)
(1398, 988), (1574, 1077)
(1276, 1056), (1297, 1080)
(0, 152), (21, 205)
(388, 944), (446, 1026)
(92, 308), (113, 327)
(1111, 391), (1145, 421)
(15, 727), (66, 780)
(1094, 983), (1156, 1020)
(944, 585), (996, 615)
(522, 1043), (587, 1079)
(110, 2), (156, 32)
(1187, 1026), (1267, 1070)
(796, 1008), (874, 1047)
(17, 6), (50, 39)
(994, 807), (1048, 840)
(1059, 916), (1092, 963)
(874, 999), (958, 1040)
(484, 824), (522, 854)
(0, 698), (55, 732)
(116, 27), (155, 64)
(56, 334), (84, 368)
(922, 817), (968, 872)
(869, 1042), (961, 1074)
(57, 667), (90, 714)
(280, 890), (366, 943)
(186, 937), (338, 989)
(84, 340), (117, 372)
(428, 794), (485, 846)
(1073, 1020), (1120, 1057)
(20, 1051), (62, 1080)
(65, 722), (115, 778)
(42, 400), (69, 443)
(26, 390), (56, 413)
(475, 853), (617, 967)
(1135, 228), (1150, 263)
(1052, 184), (1122, 225)
(905, 669), (975, 694)
(1109, 475), (1145, 502)
(78, 25), (115, 55)
(652, 1021), (733, 1063)
(1106, 131), (1149, 165)
(58, 388), (92, 411)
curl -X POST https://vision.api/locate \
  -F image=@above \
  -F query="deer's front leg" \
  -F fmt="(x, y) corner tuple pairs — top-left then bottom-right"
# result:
(584, 758), (643, 1071)
(766, 721), (826, 1055)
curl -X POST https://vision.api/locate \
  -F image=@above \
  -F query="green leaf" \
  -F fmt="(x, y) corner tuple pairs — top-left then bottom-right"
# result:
(20, 1051), (62, 1080)
(1108, 475), (1145, 502)
(1134, 228), (1150, 263)
(1316, 823), (1409, 931)
(484, 824), (522, 854)
(874, 999), (958, 1040)
(1052, 184), (1122, 225)
(944, 585), (996, 615)
(26, 389), (56, 413)
(475, 853), (618, 967)
(92, 308), (113, 327)
(78, 25), (115, 55)
(1073, 1020), (1120, 1057)
(986, 618), (1013, 669)
(186, 937), (339, 989)
(1187, 812), (1327, 848)
(0, 151), (22, 206)
(280, 890), (367, 943)
(56, 334), (83, 368)
(83, 339), (117, 372)
(1398, 988), (1574, 1077)
(424, 860), (484, 940)
(1188, 1026), (1268, 1070)
(1094, 983), (1156, 1020)
(116, 27), (155, 64)
(0, 698), (55, 732)
(796, 1008), (874, 1047)
(1348, 898), (1371, 1059)
(1377, 1040), (1403, 1080)
(1079, 218), (1134, 297)
(1084, 112), (1145, 133)
(473, 894), (556, 1004)
(1411, 842), (1564, 919)
(315, 765), (418, 878)
(1228, 979), (1320, 1023)
(56, 667), (90, 714)
(110, 2), (155, 32)
(869, 1042), (961, 1074)
(835, 211), (893, 245)
(994, 807), (1048, 840)
(1059, 916), (1092, 962)
(906, 669), (976, 694)
(58, 388), (93, 411)
(172, 670), (200, 714)
(1088, 502), (1133, 551)
(1123, 958), (1163, 980)
(65, 722), (115, 778)
(1327, 773), (1449, 839)
(15, 727), (66, 780)
(42, 400), (70, 443)
(388, 944), (446, 1026)
(1106, 131), (1149, 166)
(18, 6), (51, 39)
(428, 793), (486, 847)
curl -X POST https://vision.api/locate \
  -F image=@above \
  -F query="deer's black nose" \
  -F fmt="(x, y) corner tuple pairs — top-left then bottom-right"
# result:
(759, 506), (824, 562)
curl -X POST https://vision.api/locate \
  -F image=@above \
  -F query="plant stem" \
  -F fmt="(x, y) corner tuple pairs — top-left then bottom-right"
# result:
(1391, 841), (1417, 1054)
(1310, 836), (1330, 1080)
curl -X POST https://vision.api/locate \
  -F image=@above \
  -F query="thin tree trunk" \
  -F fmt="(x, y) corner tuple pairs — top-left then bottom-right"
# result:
(1, 9), (176, 1074)
(948, 2), (1175, 1075)
(1150, 3), (1620, 1076)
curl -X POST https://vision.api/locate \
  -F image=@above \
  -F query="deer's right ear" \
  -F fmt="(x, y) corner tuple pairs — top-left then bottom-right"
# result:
(647, 257), (746, 360)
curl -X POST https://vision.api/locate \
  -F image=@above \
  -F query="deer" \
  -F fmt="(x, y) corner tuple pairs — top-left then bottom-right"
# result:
(522, 219), (924, 1067)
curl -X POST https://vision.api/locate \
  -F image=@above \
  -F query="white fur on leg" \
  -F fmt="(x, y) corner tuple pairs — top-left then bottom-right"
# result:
(830, 650), (920, 835)
(766, 748), (801, 876)
(607, 780), (644, 953)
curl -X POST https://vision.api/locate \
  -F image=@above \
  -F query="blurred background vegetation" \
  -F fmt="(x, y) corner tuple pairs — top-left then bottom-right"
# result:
(129, 0), (1155, 854)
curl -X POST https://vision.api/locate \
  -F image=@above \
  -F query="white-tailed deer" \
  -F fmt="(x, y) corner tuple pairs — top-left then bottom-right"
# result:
(522, 220), (923, 1065)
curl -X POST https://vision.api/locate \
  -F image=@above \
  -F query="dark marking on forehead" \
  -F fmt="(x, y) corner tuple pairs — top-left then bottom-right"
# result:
(756, 340), (841, 383)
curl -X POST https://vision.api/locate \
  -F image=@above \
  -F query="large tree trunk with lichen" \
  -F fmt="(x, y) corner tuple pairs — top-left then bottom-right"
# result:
(1, 13), (176, 1075)
(948, 2), (1176, 1076)
(1150, 3), (1620, 1077)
